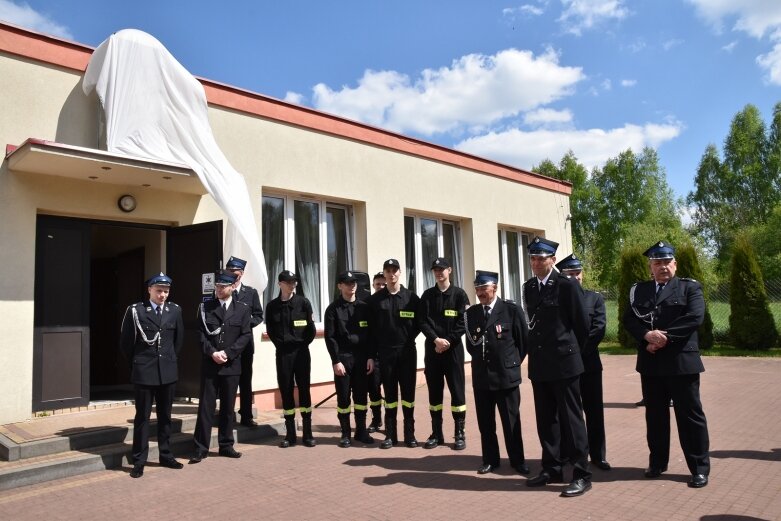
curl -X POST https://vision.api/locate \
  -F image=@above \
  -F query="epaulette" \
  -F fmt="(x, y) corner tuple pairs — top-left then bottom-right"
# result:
(680, 277), (698, 282)
(235, 300), (250, 307)
(503, 299), (518, 308)
(168, 302), (180, 308)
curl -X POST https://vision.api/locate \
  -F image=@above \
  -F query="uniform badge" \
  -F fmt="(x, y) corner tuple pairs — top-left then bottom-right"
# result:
(495, 324), (502, 339)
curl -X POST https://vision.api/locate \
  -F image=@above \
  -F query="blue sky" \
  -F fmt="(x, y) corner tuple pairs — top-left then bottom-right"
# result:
(3, 0), (781, 201)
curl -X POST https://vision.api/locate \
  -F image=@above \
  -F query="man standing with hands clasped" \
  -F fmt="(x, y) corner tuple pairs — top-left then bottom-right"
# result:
(623, 241), (710, 488)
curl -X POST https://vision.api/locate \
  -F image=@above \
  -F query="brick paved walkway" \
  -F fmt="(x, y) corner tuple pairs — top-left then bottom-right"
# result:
(0, 355), (779, 521)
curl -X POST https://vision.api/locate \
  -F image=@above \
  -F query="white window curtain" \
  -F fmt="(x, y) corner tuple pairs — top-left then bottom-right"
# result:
(404, 214), (463, 291)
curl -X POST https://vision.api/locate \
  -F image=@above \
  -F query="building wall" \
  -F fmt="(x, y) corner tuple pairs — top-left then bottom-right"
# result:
(0, 37), (572, 423)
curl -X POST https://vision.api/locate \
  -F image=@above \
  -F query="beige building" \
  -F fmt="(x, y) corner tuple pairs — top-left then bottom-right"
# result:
(0, 22), (573, 425)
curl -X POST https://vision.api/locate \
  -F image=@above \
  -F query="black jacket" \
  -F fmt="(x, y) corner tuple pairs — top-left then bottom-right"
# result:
(623, 276), (705, 376)
(418, 284), (470, 354)
(323, 296), (371, 364)
(464, 298), (527, 390)
(582, 290), (606, 373)
(120, 300), (184, 386)
(233, 283), (264, 354)
(367, 285), (420, 356)
(523, 271), (589, 382)
(198, 298), (252, 376)
(265, 293), (316, 350)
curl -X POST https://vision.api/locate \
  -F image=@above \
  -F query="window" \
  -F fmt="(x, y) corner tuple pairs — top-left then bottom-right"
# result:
(262, 194), (353, 321)
(404, 215), (463, 293)
(498, 229), (531, 302)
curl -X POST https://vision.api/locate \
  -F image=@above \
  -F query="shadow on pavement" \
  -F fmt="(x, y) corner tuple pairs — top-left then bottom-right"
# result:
(710, 448), (781, 462)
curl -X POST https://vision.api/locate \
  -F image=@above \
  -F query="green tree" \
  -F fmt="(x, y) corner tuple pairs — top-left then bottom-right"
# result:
(674, 243), (714, 349)
(747, 204), (781, 280)
(729, 234), (779, 349)
(617, 246), (650, 349)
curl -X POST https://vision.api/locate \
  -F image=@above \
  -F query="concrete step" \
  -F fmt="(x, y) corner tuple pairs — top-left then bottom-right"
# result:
(0, 420), (285, 491)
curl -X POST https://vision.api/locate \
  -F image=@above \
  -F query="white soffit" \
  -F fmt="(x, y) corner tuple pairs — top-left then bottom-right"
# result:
(5, 139), (207, 195)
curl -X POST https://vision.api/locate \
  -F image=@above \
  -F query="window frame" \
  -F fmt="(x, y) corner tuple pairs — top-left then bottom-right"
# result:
(498, 227), (532, 301)
(404, 213), (464, 292)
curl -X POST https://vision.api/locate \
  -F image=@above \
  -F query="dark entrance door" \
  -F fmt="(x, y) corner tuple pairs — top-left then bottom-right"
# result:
(166, 221), (223, 397)
(33, 216), (91, 410)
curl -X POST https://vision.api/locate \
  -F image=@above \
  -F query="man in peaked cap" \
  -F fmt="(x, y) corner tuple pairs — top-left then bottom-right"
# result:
(226, 256), (264, 428)
(523, 236), (593, 497)
(623, 241), (710, 488)
(367, 258), (421, 449)
(418, 257), (470, 450)
(265, 270), (318, 448)
(464, 270), (529, 475)
(190, 269), (252, 463)
(120, 272), (185, 478)
(556, 254), (611, 471)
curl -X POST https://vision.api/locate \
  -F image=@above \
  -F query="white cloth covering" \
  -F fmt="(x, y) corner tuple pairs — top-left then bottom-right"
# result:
(82, 29), (267, 292)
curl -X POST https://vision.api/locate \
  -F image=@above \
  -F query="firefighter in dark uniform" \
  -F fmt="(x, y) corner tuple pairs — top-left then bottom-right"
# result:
(623, 241), (710, 488)
(556, 254), (611, 471)
(367, 258), (420, 449)
(367, 272), (386, 433)
(190, 269), (252, 463)
(225, 256), (264, 428)
(266, 270), (317, 448)
(418, 257), (470, 450)
(464, 270), (529, 475)
(523, 237), (592, 497)
(324, 270), (376, 447)
(120, 272), (185, 478)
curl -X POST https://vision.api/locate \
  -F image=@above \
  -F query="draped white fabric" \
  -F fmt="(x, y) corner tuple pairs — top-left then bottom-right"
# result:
(82, 29), (267, 293)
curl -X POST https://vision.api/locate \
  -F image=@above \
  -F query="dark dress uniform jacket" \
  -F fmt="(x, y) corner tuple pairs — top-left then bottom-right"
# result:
(324, 296), (370, 364)
(583, 290), (606, 373)
(464, 299), (527, 390)
(523, 272), (589, 382)
(265, 294), (317, 350)
(367, 285), (420, 356)
(199, 299), (252, 376)
(120, 300), (184, 386)
(418, 284), (469, 353)
(623, 276), (705, 376)
(233, 283), (264, 352)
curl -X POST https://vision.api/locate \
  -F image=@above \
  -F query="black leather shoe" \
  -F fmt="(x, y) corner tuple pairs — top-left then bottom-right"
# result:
(689, 474), (708, 488)
(219, 447), (242, 458)
(561, 478), (592, 497)
(241, 418), (259, 428)
(477, 463), (499, 474)
(594, 460), (612, 470)
(644, 466), (667, 478)
(526, 471), (562, 487)
(303, 438), (317, 448)
(129, 464), (144, 478)
(405, 438), (419, 448)
(512, 463), (531, 475)
(338, 437), (352, 448)
(159, 458), (184, 469)
(379, 437), (397, 449)
(423, 435), (443, 449)
(189, 451), (208, 464)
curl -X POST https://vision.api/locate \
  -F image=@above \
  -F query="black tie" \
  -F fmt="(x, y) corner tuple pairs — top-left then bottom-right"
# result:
(484, 305), (490, 321)
(155, 307), (161, 317)
(657, 283), (665, 295)
(223, 302), (228, 312)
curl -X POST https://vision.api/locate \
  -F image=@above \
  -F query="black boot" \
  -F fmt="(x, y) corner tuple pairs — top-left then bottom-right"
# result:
(453, 412), (466, 451)
(368, 405), (383, 433)
(279, 416), (296, 448)
(354, 409), (375, 444)
(403, 407), (418, 448)
(337, 412), (352, 448)
(302, 412), (316, 447)
(424, 410), (444, 449)
(380, 409), (397, 449)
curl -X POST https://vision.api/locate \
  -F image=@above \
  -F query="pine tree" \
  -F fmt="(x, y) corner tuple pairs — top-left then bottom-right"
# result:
(618, 246), (651, 349)
(729, 234), (779, 349)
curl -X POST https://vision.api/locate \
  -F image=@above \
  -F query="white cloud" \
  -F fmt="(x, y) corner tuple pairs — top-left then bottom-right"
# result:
(558, 0), (629, 36)
(662, 38), (684, 51)
(523, 108), (573, 127)
(0, 0), (72, 39)
(454, 121), (683, 172)
(722, 40), (738, 52)
(620, 79), (636, 87)
(283, 91), (305, 105)
(311, 48), (584, 136)
(686, 0), (781, 39)
(503, 4), (545, 18)
(757, 41), (781, 85)
(601, 78), (612, 90)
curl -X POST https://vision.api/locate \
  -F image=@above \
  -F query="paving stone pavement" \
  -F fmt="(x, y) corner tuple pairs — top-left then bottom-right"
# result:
(0, 355), (779, 521)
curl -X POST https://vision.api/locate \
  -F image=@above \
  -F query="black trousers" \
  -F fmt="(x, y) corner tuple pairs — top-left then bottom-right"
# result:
(367, 358), (383, 408)
(238, 347), (254, 419)
(424, 344), (466, 411)
(532, 376), (591, 481)
(379, 346), (417, 417)
(276, 346), (311, 415)
(580, 370), (607, 462)
(334, 353), (369, 410)
(641, 373), (710, 475)
(132, 381), (176, 464)
(474, 386), (525, 467)
(193, 373), (240, 452)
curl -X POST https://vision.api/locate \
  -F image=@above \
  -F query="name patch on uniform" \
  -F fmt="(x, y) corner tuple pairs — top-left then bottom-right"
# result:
(359, 321), (368, 327)
(399, 311), (415, 319)
(293, 320), (308, 327)
(444, 310), (457, 317)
